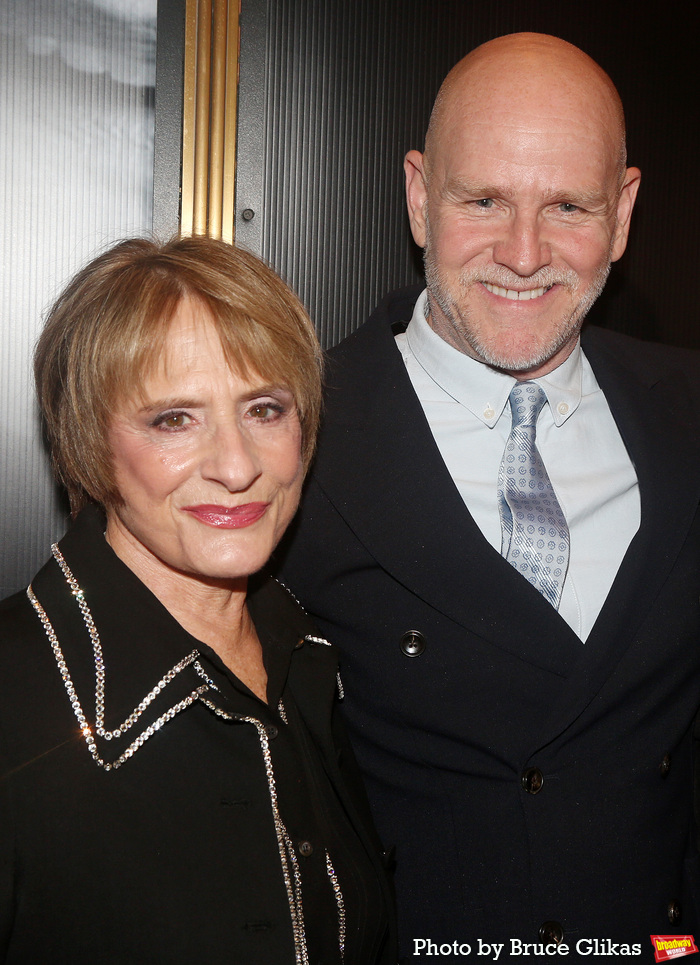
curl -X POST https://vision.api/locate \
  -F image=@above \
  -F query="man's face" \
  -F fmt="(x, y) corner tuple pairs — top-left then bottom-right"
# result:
(405, 87), (640, 378)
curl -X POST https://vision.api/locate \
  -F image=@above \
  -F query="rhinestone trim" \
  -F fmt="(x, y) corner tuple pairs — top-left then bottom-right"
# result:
(326, 850), (346, 960)
(26, 559), (212, 771)
(201, 697), (345, 964)
(300, 635), (344, 700)
(27, 545), (346, 961)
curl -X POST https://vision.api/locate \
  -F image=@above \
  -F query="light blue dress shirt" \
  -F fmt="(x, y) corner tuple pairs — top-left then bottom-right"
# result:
(395, 290), (641, 641)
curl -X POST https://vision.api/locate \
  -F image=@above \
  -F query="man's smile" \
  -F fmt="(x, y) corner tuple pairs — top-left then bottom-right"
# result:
(482, 281), (553, 300)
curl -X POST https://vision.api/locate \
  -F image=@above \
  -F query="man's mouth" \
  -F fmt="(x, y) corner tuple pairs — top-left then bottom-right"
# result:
(482, 282), (553, 301)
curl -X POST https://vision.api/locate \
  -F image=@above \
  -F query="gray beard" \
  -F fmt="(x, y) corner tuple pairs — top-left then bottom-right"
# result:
(423, 241), (611, 373)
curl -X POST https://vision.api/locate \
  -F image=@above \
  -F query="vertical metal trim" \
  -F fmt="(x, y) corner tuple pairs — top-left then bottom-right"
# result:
(153, 0), (187, 241)
(208, 0), (228, 238)
(180, 0), (240, 240)
(234, 0), (268, 255)
(192, 0), (212, 235)
(221, 1), (240, 243)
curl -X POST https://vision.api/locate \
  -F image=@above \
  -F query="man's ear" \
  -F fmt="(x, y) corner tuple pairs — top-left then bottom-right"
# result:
(611, 167), (641, 262)
(404, 150), (429, 248)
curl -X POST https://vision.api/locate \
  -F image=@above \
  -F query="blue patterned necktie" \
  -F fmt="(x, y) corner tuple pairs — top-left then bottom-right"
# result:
(498, 382), (570, 608)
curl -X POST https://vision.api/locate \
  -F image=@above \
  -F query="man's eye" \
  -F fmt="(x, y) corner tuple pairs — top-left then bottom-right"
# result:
(559, 203), (580, 213)
(475, 198), (494, 208)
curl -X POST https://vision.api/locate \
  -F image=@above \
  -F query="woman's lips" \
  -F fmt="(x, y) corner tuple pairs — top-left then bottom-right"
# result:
(182, 503), (270, 528)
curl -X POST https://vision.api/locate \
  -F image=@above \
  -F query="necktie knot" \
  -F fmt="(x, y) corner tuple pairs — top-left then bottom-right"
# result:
(508, 382), (546, 429)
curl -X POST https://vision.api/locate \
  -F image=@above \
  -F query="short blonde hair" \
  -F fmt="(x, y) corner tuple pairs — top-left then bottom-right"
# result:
(35, 236), (323, 514)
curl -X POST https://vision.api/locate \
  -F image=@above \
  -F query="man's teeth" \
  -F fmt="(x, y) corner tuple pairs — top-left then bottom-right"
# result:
(483, 282), (551, 300)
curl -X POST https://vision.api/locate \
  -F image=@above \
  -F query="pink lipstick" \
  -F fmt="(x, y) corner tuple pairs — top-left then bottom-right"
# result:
(182, 503), (269, 528)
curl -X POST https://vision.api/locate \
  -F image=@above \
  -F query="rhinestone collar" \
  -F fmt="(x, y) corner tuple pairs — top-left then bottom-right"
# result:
(27, 543), (213, 771)
(27, 542), (346, 961)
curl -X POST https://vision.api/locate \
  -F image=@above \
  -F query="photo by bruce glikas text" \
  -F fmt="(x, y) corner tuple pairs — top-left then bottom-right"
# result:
(411, 938), (644, 958)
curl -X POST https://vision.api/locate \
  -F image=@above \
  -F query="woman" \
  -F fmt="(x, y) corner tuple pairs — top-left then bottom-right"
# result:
(0, 237), (394, 964)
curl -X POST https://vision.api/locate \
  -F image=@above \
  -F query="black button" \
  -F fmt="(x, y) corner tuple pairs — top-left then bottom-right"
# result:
(668, 900), (682, 924)
(400, 630), (426, 657)
(539, 921), (564, 944)
(266, 724), (279, 740)
(298, 840), (313, 857)
(660, 754), (671, 777)
(521, 767), (544, 794)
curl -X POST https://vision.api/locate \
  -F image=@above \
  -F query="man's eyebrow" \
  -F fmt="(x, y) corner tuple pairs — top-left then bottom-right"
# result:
(442, 177), (613, 210)
(442, 176), (504, 198)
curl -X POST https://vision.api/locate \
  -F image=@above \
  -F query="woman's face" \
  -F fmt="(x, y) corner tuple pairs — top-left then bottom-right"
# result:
(105, 297), (304, 586)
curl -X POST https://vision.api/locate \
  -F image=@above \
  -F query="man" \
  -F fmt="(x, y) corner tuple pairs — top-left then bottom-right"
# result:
(277, 33), (700, 961)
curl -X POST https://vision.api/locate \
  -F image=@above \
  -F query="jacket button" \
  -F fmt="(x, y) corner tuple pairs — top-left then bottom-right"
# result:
(539, 921), (564, 944)
(668, 900), (682, 923)
(660, 754), (671, 777)
(521, 767), (544, 794)
(298, 841), (314, 857)
(265, 724), (279, 740)
(400, 630), (426, 657)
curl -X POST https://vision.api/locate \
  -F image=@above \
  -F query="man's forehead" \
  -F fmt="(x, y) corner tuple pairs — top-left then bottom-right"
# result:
(429, 98), (622, 191)
(425, 36), (626, 181)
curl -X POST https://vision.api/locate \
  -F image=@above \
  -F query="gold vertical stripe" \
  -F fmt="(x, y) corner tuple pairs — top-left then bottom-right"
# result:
(208, 0), (227, 238)
(180, 0), (240, 240)
(221, 0), (240, 243)
(192, 0), (212, 235)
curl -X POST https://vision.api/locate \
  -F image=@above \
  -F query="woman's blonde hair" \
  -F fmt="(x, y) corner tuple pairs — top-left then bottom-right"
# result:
(35, 236), (323, 514)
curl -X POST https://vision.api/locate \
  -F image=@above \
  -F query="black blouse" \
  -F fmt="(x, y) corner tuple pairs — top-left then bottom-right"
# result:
(0, 505), (394, 964)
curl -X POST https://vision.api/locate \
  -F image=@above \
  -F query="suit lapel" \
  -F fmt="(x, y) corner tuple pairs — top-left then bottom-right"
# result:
(540, 327), (700, 736)
(317, 297), (581, 678)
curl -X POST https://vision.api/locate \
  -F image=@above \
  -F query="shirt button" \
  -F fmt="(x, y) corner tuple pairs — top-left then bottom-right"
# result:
(660, 754), (671, 777)
(298, 841), (314, 857)
(400, 630), (426, 657)
(483, 407), (495, 420)
(558, 402), (569, 416)
(521, 767), (544, 794)
(668, 900), (682, 923)
(539, 921), (564, 944)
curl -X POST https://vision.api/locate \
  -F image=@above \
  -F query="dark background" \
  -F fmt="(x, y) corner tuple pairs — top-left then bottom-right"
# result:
(232, 0), (698, 350)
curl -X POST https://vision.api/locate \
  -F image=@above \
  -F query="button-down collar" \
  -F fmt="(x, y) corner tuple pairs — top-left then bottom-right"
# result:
(405, 288), (583, 427)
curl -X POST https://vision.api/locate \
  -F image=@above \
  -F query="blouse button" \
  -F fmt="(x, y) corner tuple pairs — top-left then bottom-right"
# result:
(298, 840), (314, 857)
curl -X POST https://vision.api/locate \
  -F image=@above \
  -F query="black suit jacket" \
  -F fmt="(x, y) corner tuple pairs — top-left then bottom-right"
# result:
(277, 286), (700, 960)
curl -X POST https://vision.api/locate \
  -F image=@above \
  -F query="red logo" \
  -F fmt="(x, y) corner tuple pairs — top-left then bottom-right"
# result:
(651, 936), (699, 961)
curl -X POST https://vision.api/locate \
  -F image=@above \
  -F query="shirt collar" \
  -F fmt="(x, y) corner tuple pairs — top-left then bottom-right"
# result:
(405, 288), (583, 427)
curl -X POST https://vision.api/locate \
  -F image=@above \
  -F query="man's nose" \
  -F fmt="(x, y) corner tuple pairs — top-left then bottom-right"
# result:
(492, 212), (552, 277)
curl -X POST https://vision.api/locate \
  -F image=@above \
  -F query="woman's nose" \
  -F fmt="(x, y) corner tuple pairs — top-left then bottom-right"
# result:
(200, 422), (262, 491)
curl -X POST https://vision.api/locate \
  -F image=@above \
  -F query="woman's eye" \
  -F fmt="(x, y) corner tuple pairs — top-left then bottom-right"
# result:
(153, 411), (190, 430)
(249, 403), (281, 420)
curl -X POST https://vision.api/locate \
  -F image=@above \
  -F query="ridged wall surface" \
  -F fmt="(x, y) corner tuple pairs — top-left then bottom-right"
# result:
(0, 0), (156, 596)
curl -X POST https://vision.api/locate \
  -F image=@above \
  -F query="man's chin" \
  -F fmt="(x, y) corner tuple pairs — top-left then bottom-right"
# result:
(466, 328), (581, 378)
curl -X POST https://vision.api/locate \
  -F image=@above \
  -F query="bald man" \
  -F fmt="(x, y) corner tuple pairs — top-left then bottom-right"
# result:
(277, 34), (700, 961)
